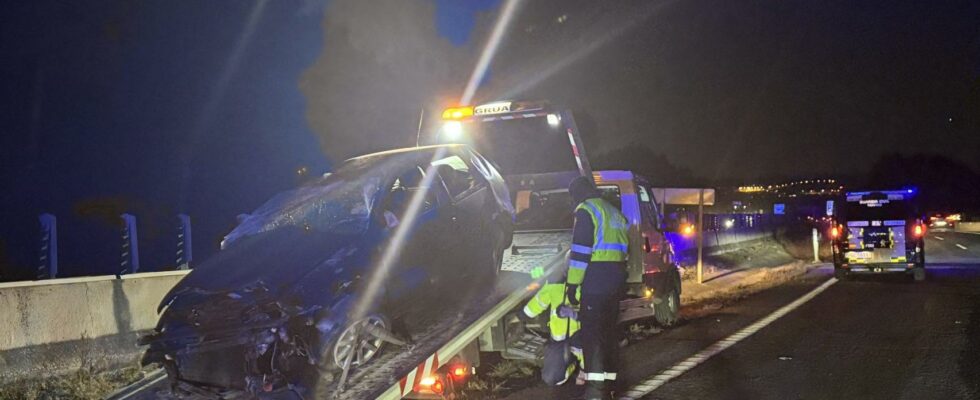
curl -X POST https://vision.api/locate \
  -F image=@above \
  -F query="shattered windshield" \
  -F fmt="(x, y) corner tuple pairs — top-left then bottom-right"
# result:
(222, 153), (414, 247)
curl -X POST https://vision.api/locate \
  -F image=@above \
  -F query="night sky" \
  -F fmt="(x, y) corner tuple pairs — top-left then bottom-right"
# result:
(1, 0), (978, 277)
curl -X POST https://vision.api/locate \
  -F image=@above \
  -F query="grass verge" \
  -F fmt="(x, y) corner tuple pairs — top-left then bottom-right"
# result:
(0, 364), (149, 400)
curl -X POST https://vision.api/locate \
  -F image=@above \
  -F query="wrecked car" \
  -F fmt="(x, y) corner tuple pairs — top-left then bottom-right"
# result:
(140, 144), (514, 396)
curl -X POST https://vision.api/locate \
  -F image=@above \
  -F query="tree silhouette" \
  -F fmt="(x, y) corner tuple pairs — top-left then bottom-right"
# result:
(865, 153), (980, 215)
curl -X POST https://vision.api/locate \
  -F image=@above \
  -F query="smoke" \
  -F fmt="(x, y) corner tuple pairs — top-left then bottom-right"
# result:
(301, 0), (487, 162)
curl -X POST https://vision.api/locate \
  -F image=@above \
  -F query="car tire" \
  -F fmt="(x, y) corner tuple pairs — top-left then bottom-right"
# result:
(834, 267), (849, 281)
(912, 266), (926, 282)
(320, 313), (391, 373)
(653, 281), (680, 327)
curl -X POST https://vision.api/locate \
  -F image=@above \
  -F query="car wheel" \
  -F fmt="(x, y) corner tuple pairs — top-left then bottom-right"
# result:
(834, 267), (849, 281)
(653, 283), (680, 327)
(912, 266), (926, 282)
(486, 229), (505, 277)
(327, 314), (390, 371)
(492, 241), (504, 276)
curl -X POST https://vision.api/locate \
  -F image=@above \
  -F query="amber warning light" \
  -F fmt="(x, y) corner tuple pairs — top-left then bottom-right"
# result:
(442, 106), (474, 120)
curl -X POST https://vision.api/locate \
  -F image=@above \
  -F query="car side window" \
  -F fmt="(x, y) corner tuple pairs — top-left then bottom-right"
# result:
(468, 152), (492, 181)
(637, 184), (660, 230)
(381, 166), (440, 228)
(431, 155), (479, 200)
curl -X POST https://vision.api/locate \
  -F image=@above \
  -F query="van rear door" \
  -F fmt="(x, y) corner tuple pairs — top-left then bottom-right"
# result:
(842, 191), (917, 264)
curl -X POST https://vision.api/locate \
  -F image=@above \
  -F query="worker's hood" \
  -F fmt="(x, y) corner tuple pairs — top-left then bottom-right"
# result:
(158, 225), (379, 318)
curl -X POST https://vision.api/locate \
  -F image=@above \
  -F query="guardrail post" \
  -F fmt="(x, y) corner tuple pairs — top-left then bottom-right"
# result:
(119, 213), (140, 276)
(696, 189), (704, 284)
(176, 214), (192, 270)
(37, 213), (58, 279)
(812, 227), (820, 263)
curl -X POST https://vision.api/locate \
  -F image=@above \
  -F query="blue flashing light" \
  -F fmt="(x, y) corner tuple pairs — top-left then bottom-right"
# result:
(596, 170), (633, 181)
(846, 188), (917, 197)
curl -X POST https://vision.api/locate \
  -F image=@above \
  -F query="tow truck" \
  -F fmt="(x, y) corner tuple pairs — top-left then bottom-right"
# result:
(831, 189), (926, 281)
(118, 101), (681, 400)
(376, 101), (682, 399)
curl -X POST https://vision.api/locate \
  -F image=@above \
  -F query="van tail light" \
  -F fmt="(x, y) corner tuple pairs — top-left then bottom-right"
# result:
(643, 236), (661, 253)
(913, 224), (924, 237)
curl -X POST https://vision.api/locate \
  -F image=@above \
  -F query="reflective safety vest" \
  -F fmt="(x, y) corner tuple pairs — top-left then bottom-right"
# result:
(523, 283), (581, 341)
(577, 198), (629, 262)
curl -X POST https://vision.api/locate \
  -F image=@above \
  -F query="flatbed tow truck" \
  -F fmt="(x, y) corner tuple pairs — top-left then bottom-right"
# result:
(370, 100), (682, 400)
(113, 101), (680, 400)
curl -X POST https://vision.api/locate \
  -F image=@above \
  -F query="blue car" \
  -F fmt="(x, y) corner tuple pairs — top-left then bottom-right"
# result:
(141, 144), (514, 396)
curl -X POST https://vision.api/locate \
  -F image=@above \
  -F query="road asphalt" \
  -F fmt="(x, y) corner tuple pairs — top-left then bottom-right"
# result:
(506, 231), (980, 400)
(120, 231), (980, 400)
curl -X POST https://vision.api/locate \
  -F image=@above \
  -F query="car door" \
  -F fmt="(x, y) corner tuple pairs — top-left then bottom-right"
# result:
(429, 151), (493, 281)
(380, 165), (454, 317)
(635, 181), (670, 272)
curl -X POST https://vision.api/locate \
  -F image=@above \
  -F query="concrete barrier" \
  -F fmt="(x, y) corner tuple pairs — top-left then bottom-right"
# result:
(0, 271), (188, 383)
(955, 222), (980, 233)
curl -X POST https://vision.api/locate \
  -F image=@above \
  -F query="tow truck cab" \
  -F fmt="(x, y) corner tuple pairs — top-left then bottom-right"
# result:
(831, 189), (927, 281)
(437, 101), (680, 324)
(593, 170), (680, 324)
(395, 101), (683, 400)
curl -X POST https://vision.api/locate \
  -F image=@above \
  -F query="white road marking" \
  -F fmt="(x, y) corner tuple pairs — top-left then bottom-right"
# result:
(925, 265), (980, 271)
(956, 244), (968, 250)
(933, 236), (944, 241)
(619, 278), (839, 400)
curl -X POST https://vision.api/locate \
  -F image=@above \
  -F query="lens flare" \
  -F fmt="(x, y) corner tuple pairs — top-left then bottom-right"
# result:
(460, 0), (521, 105)
(352, 148), (449, 321)
(498, 1), (677, 100)
(179, 0), (268, 208)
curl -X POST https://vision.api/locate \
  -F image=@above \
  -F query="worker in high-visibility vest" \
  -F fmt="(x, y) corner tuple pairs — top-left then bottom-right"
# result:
(522, 281), (583, 385)
(566, 176), (629, 400)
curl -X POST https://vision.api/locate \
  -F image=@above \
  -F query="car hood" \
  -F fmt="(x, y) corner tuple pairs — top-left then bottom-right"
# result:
(158, 225), (378, 318)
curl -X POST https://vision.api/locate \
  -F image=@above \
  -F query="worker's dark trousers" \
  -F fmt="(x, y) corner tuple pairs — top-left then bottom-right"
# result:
(580, 262), (627, 398)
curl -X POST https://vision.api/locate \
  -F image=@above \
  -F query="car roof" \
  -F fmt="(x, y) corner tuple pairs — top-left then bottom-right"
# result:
(345, 144), (468, 163)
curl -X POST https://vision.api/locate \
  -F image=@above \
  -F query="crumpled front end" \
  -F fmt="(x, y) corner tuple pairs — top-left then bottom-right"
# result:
(141, 281), (356, 395)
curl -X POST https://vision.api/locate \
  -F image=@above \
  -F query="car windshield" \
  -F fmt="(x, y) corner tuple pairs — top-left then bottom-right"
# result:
(222, 152), (423, 247)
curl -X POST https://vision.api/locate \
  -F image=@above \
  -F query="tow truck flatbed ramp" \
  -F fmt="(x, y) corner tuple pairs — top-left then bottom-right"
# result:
(368, 233), (570, 400)
(502, 230), (572, 274)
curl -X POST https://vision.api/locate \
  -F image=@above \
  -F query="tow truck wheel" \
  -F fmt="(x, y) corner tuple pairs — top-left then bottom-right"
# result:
(328, 314), (390, 371)
(653, 283), (680, 327)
